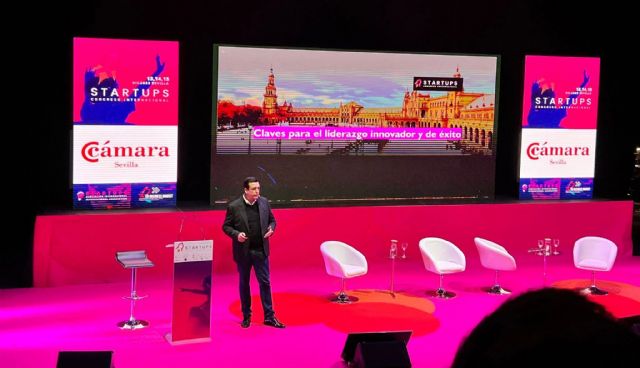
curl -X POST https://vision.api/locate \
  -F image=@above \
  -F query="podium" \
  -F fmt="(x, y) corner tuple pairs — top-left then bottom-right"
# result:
(165, 240), (213, 344)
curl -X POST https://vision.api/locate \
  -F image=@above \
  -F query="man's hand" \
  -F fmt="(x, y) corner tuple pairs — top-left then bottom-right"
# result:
(264, 226), (274, 239)
(237, 232), (248, 242)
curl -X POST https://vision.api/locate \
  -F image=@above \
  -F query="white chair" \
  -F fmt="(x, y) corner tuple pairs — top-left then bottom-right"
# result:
(419, 237), (466, 299)
(320, 241), (368, 303)
(573, 236), (618, 296)
(474, 237), (517, 295)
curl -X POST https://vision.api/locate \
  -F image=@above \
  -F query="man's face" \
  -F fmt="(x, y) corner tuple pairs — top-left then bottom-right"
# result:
(244, 182), (260, 202)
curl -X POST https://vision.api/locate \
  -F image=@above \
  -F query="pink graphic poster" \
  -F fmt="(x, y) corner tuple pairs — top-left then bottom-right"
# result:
(73, 38), (179, 125)
(521, 55), (600, 129)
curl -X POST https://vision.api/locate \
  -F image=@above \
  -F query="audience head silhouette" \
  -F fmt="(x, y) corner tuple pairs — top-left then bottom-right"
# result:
(452, 288), (640, 368)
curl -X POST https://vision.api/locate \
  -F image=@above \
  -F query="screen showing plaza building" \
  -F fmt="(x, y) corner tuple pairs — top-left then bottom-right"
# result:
(211, 45), (500, 206)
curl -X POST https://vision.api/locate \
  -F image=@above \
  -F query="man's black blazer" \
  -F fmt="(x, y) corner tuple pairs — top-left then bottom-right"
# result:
(222, 196), (277, 262)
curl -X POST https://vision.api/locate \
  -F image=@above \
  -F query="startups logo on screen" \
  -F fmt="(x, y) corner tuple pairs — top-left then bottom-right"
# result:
(413, 76), (464, 91)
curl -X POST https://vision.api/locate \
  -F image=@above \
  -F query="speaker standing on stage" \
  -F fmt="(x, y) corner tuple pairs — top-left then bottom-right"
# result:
(222, 177), (285, 329)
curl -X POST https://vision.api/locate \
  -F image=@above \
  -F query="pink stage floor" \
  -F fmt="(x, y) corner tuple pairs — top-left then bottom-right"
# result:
(2, 256), (639, 368)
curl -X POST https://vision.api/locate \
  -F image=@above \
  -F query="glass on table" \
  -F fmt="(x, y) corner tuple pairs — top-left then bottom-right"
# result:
(401, 242), (408, 259)
(544, 238), (552, 255)
(389, 240), (398, 259)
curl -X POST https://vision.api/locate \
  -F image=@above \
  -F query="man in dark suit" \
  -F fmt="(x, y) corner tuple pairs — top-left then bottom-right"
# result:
(222, 177), (285, 329)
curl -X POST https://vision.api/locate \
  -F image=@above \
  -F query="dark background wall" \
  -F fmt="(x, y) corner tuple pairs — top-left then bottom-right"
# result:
(5, 1), (634, 288)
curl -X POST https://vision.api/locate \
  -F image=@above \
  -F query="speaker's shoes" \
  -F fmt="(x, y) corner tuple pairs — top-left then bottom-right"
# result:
(263, 317), (285, 328)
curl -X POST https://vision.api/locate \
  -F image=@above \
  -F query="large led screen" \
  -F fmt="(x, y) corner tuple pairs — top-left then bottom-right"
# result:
(518, 55), (600, 200)
(72, 37), (179, 209)
(212, 46), (499, 206)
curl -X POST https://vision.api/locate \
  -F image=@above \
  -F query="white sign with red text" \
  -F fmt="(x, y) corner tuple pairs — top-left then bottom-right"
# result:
(73, 125), (178, 184)
(519, 128), (596, 178)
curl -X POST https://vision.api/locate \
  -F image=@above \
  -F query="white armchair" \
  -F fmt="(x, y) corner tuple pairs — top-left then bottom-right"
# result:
(419, 237), (466, 299)
(320, 241), (368, 303)
(574, 236), (618, 295)
(474, 237), (517, 295)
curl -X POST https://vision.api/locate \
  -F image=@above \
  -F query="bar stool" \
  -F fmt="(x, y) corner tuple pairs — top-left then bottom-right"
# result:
(115, 250), (154, 330)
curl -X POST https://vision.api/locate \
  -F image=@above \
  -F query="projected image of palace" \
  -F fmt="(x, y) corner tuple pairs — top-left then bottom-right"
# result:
(214, 46), (498, 156)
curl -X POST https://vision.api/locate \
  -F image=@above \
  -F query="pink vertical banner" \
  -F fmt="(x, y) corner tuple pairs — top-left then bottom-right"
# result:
(168, 240), (213, 344)
(519, 55), (600, 200)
